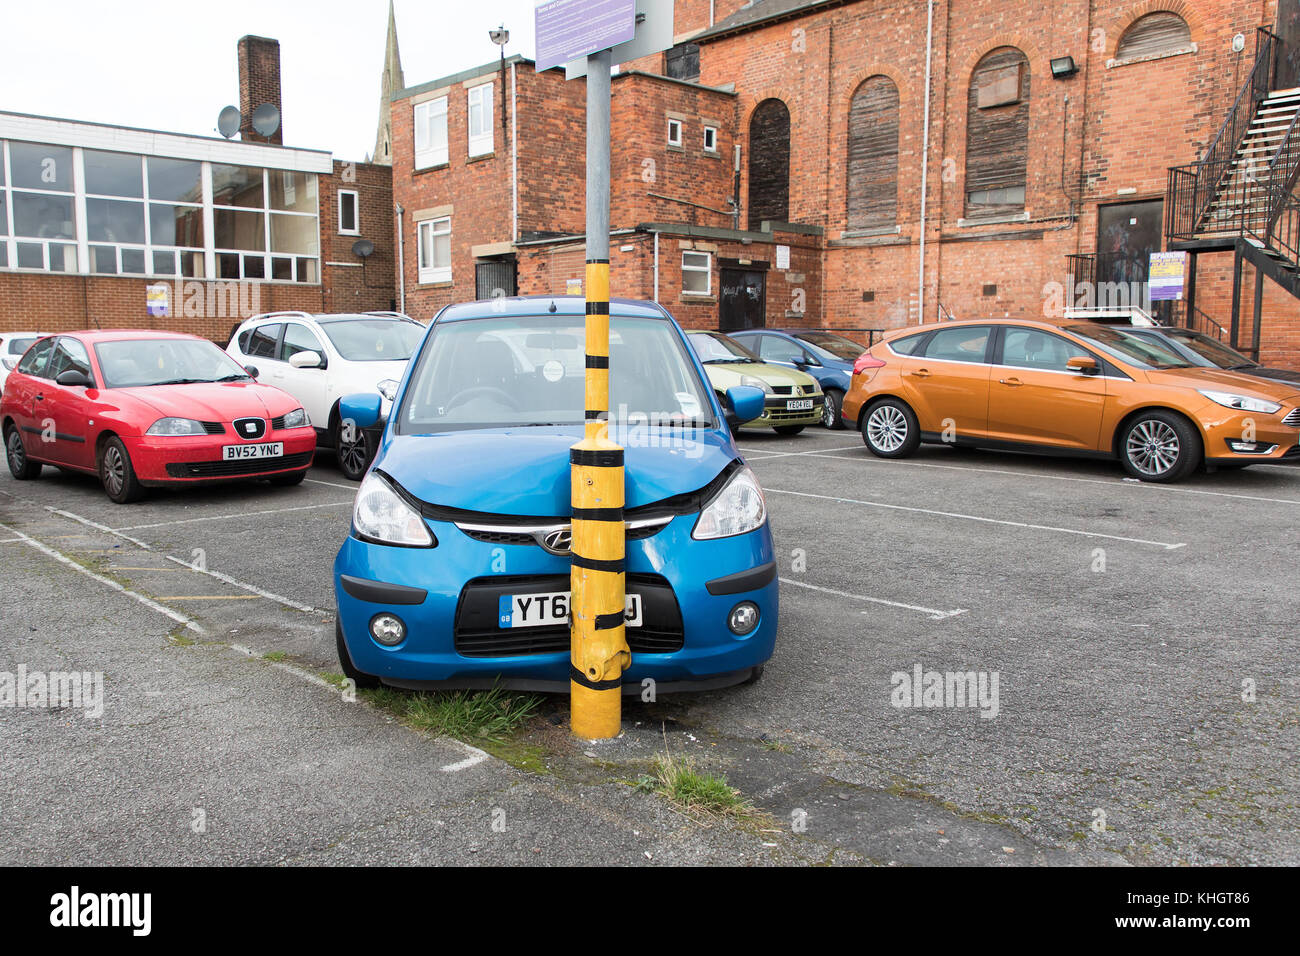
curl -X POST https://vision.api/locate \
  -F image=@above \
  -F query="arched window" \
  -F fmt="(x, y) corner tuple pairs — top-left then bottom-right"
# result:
(1116, 12), (1192, 61)
(965, 47), (1030, 219)
(748, 99), (790, 228)
(847, 76), (900, 230)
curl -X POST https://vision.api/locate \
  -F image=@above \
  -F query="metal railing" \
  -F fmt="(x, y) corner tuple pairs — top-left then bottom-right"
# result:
(1166, 28), (1280, 242)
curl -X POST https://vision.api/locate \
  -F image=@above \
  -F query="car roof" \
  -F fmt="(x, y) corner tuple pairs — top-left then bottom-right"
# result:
(433, 295), (672, 324)
(53, 330), (205, 343)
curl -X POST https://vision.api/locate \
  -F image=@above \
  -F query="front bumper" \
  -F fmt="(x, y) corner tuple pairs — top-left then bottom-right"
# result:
(333, 513), (778, 688)
(128, 426), (318, 485)
(742, 395), (824, 429)
(1198, 409), (1299, 466)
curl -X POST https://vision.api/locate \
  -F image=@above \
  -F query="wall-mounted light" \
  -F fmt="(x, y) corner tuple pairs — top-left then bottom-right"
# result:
(1050, 56), (1078, 79)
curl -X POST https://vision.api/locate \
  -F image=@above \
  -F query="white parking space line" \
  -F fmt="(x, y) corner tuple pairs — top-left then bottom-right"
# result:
(440, 746), (491, 773)
(780, 451), (1300, 506)
(0, 521), (203, 634)
(305, 477), (360, 491)
(115, 500), (352, 532)
(163, 554), (330, 615)
(229, 642), (349, 696)
(764, 487), (1187, 550)
(46, 507), (152, 549)
(781, 577), (967, 620)
(738, 444), (864, 461)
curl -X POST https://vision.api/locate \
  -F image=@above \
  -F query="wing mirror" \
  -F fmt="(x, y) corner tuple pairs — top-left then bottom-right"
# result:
(55, 369), (93, 388)
(289, 350), (324, 369)
(243, 365), (260, 379)
(1067, 356), (1099, 375)
(723, 385), (766, 430)
(340, 392), (383, 430)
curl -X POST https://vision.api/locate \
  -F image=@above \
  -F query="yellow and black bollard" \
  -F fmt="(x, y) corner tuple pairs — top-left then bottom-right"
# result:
(569, 258), (629, 740)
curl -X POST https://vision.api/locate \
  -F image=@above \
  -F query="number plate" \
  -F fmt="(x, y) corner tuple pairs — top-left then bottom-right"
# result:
(500, 591), (643, 629)
(222, 442), (284, 461)
(786, 399), (814, 411)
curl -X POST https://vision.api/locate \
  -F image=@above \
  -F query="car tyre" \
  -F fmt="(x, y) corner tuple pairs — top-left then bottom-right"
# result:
(773, 425), (805, 436)
(335, 417), (374, 482)
(336, 620), (381, 689)
(861, 397), (921, 458)
(1119, 411), (1201, 483)
(822, 389), (845, 430)
(99, 436), (144, 503)
(742, 665), (765, 685)
(5, 425), (42, 480)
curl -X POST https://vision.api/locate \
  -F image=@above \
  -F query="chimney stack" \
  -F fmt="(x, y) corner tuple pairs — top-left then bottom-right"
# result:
(237, 35), (283, 145)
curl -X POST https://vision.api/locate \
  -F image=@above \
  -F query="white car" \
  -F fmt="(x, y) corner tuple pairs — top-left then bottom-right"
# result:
(0, 332), (51, 395)
(226, 311), (424, 480)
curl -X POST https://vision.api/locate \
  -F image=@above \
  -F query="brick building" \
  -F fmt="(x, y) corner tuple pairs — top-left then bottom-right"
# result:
(389, 0), (1300, 368)
(0, 35), (396, 344)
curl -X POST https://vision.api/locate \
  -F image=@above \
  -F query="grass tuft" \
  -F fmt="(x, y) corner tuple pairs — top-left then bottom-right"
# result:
(362, 685), (541, 742)
(638, 750), (751, 817)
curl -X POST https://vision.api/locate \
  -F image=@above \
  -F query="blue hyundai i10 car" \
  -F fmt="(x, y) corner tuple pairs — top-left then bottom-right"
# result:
(332, 296), (777, 693)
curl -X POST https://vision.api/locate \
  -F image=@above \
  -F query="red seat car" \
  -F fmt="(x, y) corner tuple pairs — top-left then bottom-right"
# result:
(2, 330), (317, 503)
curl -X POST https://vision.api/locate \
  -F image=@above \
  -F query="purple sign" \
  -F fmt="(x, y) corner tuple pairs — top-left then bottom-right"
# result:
(535, 0), (637, 72)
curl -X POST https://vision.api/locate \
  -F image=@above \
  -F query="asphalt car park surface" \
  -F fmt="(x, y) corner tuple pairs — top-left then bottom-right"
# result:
(2, 429), (1297, 865)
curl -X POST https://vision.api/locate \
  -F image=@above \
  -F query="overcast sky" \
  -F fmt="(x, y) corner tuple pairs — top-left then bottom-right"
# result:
(1, 0), (544, 161)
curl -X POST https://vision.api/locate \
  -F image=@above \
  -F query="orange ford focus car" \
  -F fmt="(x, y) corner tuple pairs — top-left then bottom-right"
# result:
(840, 319), (1300, 482)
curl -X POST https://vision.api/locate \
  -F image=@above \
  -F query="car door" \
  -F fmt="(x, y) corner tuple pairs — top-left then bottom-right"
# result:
(7, 336), (56, 460)
(39, 337), (95, 468)
(986, 326), (1107, 450)
(757, 333), (820, 379)
(902, 325), (994, 438)
(278, 322), (331, 426)
(242, 322), (284, 388)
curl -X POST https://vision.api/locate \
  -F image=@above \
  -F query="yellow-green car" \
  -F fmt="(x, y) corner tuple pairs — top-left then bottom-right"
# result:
(687, 332), (824, 435)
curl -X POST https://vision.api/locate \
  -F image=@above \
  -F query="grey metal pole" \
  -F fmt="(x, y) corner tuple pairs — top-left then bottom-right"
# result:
(586, 48), (612, 261)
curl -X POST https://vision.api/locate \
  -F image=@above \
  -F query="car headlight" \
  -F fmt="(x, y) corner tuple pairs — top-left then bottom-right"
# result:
(693, 466), (767, 540)
(146, 417), (206, 436)
(353, 472), (434, 547)
(1197, 390), (1282, 415)
(282, 407), (310, 429)
(377, 379), (399, 402)
(740, 375), (774, 395)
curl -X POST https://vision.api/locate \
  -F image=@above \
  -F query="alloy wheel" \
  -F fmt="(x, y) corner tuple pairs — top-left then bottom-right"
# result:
(1126, 419), (1181, 477)
(867, 404), (908, 453)
(102, 445), (125, 497)
(7, 430), (24, 470)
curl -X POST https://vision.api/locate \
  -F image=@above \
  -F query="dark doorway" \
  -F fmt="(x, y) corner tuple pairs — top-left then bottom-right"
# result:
(719, 267), (767, 331)
(747, 99), (790, 229)
(1096, 200), (1163, 286)
(1280, 0), (1300, 91)
(475, 256), (516, 300)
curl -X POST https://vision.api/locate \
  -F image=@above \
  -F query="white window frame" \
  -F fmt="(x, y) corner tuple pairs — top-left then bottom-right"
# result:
(667, 118), (683, 148)
(414, 97), (449, 169)
(417, 216), (452, 284)
(703, 126), (718, 153)
(338, 189), (359, 235)
(468, 83), (494, 158)
(681, 250), (711, 295)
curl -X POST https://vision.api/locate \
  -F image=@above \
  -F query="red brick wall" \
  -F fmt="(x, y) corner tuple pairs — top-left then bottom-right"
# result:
(319, 160), (396, 314)
(238, 35), (284, 146)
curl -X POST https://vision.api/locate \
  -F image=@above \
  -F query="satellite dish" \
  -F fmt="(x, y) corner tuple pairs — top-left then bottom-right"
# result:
(351, 239), (375, 258)
(217, 106), (241, 139)
(251, 102), (281, 138)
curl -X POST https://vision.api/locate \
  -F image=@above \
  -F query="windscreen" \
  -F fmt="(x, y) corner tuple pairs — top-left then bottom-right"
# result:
(95, 339), (252, 388)
(319, 318), (424, 362)
(1064, 325), (1194, 370)
(1163, 329), (1255, 370)
(797, 332), (866, 361)
(688, 332), (759, 363)
(399, 315), (713, 432)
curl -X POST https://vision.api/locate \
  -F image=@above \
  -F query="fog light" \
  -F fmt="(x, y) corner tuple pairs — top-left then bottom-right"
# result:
(1226, 440), (1277, 455)
(369, 613), (406, 646)
(728, 601), (760, 636)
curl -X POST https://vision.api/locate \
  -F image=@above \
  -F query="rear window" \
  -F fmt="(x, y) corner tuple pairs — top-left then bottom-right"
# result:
(320, 318), (423, 362)
(887, 332), (928, 356)
(6, 337), (37, 355)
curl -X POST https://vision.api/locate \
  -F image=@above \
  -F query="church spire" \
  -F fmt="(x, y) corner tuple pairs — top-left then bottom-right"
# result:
(373, 0), (404, 165)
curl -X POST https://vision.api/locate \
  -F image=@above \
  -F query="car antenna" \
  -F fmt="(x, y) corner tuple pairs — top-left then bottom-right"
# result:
(548, 301), (557, 313)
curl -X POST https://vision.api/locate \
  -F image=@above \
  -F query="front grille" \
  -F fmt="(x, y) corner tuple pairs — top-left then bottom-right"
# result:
(165, 451), (313, 478)
(1284, 408), (1300, 427)
(453, 573), (684, 657)
(766, 404), (823, 423)
(232, 417), (267, 440)
(271, 415), (286, 430)
(200, 421), (225, 435)
(770, 385), (794, 395)
(462, 529), (536, 546)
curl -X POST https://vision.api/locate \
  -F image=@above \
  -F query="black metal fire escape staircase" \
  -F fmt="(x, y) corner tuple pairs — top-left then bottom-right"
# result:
(1166, 28), (1300, 355)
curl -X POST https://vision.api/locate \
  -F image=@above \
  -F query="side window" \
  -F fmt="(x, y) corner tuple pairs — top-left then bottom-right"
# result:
(246, 323), (282, 360)
(888, 332), (928, 356)
(17, 337), (55, 377)
(922, 326), (992, 364)
(1001, 328), (1080, 371)
(760, 336), (808, 363)
(281, 323), (324, 362)
(50, 338), (93, 383)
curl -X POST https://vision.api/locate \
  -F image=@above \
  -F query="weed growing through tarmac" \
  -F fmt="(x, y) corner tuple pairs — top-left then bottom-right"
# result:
(362, 685), (541, 742)
(637, 748), (752, 819)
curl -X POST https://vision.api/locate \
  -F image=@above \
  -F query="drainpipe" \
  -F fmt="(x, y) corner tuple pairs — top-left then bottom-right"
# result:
(918, 0), (934, 324)
(395, 202), (406, 314)
(511, 61), (519, 243)
(653, 230), (660, 302)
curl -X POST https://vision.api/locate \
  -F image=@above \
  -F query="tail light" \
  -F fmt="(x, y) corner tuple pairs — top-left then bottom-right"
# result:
(853, 352), (886, 376)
